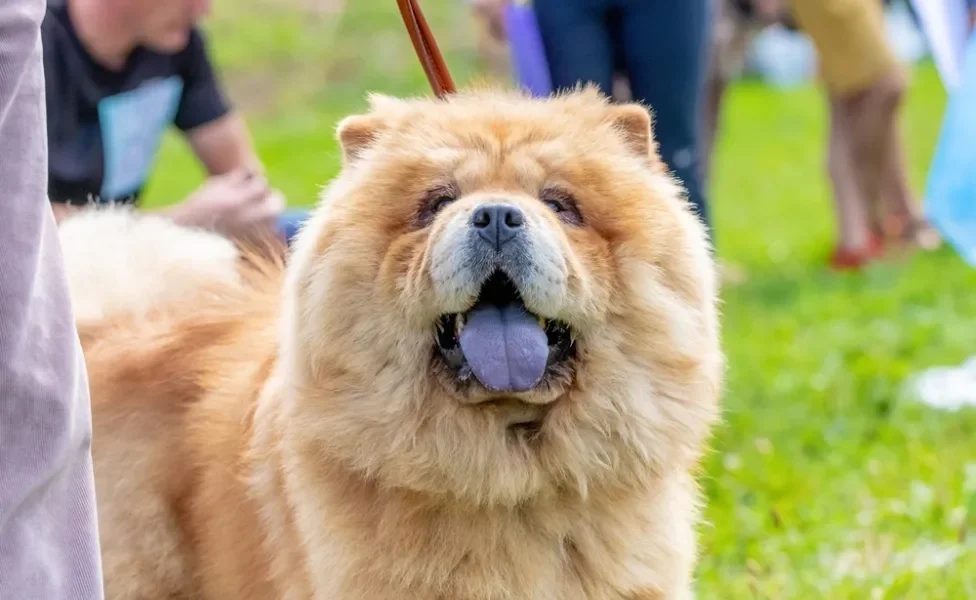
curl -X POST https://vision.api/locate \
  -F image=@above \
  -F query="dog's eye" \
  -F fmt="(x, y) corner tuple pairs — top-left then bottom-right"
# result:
(540, 189), (583, 226)
(416, 185), (460, 228)
(429, 194), (456, 215)
(543, 199), (564, 213)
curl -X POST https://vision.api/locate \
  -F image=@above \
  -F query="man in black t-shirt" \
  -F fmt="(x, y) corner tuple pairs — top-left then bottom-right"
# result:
(42, 0), (285, 240)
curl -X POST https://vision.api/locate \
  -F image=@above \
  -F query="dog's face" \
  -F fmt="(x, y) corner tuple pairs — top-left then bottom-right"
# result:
(284, 89), (722, 506)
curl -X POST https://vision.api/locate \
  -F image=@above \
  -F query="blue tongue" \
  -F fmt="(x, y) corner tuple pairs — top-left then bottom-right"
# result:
(458, 302), (549, 392)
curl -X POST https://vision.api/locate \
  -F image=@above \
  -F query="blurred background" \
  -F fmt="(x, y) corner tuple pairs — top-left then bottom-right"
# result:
(70, 0), (976, 596)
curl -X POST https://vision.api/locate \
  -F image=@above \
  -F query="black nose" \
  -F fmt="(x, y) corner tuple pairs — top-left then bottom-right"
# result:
(471, 203), (525, 251)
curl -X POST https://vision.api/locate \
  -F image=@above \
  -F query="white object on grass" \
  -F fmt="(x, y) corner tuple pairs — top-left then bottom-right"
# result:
(907, 356), (976, 411)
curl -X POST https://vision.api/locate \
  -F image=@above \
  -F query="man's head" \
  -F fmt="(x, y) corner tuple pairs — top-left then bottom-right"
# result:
(114, 0), (212, 53)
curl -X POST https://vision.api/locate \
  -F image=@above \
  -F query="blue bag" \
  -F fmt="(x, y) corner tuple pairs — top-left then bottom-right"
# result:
(503, 1), (552, 97)
(924, 32), (976, 266)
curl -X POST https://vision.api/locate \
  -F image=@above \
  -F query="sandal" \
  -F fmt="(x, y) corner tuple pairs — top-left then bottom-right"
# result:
(829, 231), (885, 271)
(904, 220), (942, 252)
(883, 213), (942, 252)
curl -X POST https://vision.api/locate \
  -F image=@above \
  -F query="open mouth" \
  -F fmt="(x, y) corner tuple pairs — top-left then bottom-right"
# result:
(434, 271), (576, 394)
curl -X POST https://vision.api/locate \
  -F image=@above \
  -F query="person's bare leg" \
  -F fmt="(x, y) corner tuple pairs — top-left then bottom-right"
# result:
(700, 0), (745, 187)
(828, 95), (872, 253)
(880, 119), (914, 217)
(699, 66), (727, 186)
(699, 66), (748, 286)
(838, 71), (905, 239)
(876, 80), (942, 250)
(878, 112), (922, 235)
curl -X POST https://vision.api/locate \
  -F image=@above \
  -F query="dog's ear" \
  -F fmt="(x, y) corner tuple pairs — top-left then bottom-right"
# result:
(336, 113), (386, 164)
(606, 103), (666, 173)
(336, 94), (410, 163)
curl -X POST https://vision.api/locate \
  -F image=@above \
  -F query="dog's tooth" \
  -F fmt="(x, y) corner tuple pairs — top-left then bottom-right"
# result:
(538, 317), (547, 329)
(456, 314), (465, 336)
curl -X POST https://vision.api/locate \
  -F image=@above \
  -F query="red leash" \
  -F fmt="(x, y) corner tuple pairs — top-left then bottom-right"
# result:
(395, 0), (456, 97)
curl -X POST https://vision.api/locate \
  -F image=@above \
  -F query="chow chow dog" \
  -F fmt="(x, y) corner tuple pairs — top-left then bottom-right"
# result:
(72, 88), (723, 599)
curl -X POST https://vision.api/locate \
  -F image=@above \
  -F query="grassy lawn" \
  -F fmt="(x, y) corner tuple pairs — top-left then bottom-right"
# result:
(146, 1), (976, 596)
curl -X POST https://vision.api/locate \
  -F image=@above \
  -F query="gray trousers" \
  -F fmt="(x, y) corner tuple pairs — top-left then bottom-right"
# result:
(0, 0), (104, 598)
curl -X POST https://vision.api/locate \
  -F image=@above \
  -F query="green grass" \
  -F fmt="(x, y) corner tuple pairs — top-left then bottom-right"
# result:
(146, 2), (976, 596)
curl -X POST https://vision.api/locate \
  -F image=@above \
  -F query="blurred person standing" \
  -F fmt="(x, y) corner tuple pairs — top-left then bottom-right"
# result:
(42, 0), (284, 241)
(701, 0), (782, 187)
(531, 0), (715, 243)
(0, 0), (104, 597)
(786, 0), (941, 269)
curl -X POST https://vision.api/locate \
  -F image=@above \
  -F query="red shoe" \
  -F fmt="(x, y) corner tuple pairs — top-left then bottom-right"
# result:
(829, 246), (873, 271)
(867, 231), (886, 258)
(829, 231), (886, 271)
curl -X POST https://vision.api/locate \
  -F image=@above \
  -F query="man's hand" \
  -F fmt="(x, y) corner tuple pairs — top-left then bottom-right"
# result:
(970, 6), (976, 34)
(168, 168), (285, 240)
(50, 168), (286, 241)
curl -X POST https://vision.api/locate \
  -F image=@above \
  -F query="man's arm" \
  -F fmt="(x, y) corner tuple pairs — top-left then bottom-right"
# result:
(0, 1), (104, 598)
(157, 27), (285, 234)
(174, 28), (262, 177)
(48, 112), (265, 224)
(185, 111), (264, 176)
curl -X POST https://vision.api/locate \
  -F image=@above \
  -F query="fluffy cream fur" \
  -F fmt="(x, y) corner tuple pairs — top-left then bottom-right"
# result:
(58, 206), (240, 323)
(72, 88), (723, 600)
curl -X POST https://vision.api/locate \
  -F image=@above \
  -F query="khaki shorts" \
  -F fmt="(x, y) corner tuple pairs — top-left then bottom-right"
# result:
(790, 0), (902, 96)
